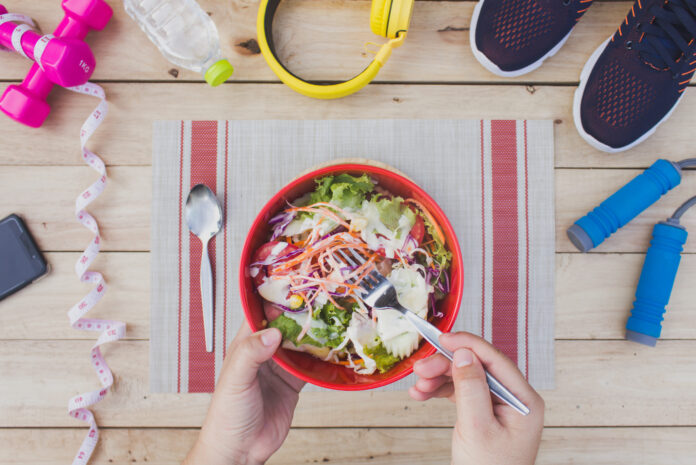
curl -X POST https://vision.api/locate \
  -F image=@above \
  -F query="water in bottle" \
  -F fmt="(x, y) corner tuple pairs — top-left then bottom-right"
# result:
(124, 0), (233, 86)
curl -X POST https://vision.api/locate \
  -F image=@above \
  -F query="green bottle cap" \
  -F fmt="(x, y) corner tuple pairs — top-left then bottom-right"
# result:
(204, 59), (234, 87)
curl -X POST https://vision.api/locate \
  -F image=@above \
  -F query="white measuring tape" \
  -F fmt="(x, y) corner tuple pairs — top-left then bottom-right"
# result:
(0, 13), (55, 66)
(65, 82), (126, 465)
(0, 13), (34, 54)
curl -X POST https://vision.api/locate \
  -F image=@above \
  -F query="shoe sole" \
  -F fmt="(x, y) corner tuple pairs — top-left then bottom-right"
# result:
(573, 36), (686, 153)
(469, 0), (574, 78)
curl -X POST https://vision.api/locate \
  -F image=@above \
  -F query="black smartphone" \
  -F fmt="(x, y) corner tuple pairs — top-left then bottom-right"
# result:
(0, 214), (49, 301)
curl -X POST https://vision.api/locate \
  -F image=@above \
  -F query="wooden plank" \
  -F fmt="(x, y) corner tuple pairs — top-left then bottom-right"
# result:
(0, 166), (150, 252)
(2, 340), (695, 427)
(2, 427), (695, 465)
(1, 83), (695, 168)
(556, 168), (696, 253)
(0, 252), (149, 340)
(555, 253), (696, 340)
(0, 1), (628, 84)
(2, 166), (695, 252)
(2, 252), (695, 341)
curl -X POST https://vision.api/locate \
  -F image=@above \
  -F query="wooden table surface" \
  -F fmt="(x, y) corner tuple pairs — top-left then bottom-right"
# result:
(1, 1), (696, 463)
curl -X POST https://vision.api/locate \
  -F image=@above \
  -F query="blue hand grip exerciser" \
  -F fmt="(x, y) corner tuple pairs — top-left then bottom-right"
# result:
(567, 159), (682, 252)
(625, 222), (688, 346)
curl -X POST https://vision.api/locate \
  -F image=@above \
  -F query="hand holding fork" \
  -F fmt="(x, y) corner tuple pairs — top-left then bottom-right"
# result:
(333, 248), (531, 416)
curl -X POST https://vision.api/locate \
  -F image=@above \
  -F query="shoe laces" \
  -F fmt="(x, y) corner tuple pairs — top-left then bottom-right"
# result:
(634, 0), (696, 75)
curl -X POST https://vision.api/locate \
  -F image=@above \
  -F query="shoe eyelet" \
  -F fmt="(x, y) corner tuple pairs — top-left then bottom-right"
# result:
(672, 72), (679, 80)
(562, 0), (571, 6)
(625, 41), (633, 50)
(636, 22), (642, 30)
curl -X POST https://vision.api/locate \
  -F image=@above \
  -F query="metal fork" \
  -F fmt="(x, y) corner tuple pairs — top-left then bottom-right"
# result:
(334, 248), (530, 416)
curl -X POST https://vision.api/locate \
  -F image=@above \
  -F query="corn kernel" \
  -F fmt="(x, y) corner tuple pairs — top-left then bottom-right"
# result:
(289, 294), (304, 309)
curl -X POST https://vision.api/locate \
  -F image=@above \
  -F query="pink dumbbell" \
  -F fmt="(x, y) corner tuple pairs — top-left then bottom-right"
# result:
(0, 0), (112, 128)
(0, 6), (95, 87)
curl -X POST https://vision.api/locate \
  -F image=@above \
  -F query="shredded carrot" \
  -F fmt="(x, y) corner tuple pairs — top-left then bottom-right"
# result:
(342, 256), (375, 282)
(293, 276), (361, 291)
(337, 358), (364, 366)
(274, 233), (367, 273)
(320, 283), (345, 309)
(394, 250), (409, 267)
(353, 261), (377, 284)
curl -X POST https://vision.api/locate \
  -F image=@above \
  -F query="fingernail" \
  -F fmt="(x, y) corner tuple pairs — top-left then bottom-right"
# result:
(261, 329), (279, 346)
(453, 348), (473, 368)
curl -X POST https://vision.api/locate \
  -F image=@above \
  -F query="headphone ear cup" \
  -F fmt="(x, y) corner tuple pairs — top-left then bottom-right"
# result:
(370, 0), (390, 37)
(384, 0), (414, 39)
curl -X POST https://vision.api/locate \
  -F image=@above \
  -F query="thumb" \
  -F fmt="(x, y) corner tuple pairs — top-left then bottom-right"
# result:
(451, 348), (496, 430)
(221, 328), (282, 388)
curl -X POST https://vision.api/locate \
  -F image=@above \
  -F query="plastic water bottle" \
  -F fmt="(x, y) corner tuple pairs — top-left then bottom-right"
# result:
(123, 0), (233, 86)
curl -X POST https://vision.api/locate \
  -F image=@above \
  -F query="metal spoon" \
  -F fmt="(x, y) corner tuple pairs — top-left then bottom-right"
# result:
(185, 184), (223, 353)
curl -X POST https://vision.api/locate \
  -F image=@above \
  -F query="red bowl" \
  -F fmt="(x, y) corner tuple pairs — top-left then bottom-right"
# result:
(239, 163), (463, 390)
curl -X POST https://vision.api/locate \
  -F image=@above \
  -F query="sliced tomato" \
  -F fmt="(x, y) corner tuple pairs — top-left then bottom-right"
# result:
(409, 213), (425, 244)
(251, 241), (299, 287)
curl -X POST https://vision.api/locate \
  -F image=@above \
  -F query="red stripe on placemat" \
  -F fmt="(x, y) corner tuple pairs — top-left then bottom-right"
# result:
(188, 121), (218, 393)
(490, 120), (519, 365)
(177, 121), (184, 393)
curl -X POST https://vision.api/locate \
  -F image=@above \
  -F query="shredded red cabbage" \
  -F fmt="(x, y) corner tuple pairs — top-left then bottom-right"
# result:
(249, 247), (303, 268)
(441, 271), (450, 294)
(270, 212), (296, 240)
(272, 303), (306, 314)
(401, 235), (418, 254)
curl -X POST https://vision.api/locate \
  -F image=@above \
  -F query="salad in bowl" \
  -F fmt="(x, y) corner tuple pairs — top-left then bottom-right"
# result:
(240, 164), (462, 389)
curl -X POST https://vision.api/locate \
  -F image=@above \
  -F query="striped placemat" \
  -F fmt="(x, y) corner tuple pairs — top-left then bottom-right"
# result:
(151, 119), (555, 393)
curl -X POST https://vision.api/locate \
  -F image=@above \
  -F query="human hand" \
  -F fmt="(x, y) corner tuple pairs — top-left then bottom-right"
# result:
(183, 324), (305, 465)
(409, 332), (544, 465)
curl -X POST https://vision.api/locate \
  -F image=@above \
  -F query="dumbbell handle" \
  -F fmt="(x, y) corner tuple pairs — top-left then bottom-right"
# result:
(0, 19), (55, 62)
(626, 222), (688, 346)
(567, 159), (682, 252)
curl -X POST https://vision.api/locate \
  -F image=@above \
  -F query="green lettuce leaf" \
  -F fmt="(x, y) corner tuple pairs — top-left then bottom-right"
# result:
(269, 314), (322, 347)
(370, 196), (415, 232)
(364, 343), (402, 373)
(308, 176), (335, 204)
(420, 214), (452, 270)
(308, 174), (374, 210)
(315, 302), (351, 326)
(309, 327), (345, 348)
(312, 302), (351, 348)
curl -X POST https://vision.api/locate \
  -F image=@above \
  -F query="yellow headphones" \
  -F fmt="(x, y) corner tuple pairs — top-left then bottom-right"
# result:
(257, 0), (414, 99)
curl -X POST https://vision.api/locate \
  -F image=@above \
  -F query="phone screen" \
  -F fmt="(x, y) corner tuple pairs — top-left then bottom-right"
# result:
(0, 215), (47, 299)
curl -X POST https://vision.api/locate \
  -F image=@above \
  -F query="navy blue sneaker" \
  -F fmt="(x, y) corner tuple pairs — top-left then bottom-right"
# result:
(575, 0), (696, 152)
(470, 0), (595, 77)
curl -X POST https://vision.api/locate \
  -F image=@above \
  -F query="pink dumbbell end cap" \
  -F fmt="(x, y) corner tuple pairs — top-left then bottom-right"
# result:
(0, 85), (51, 128)
(41, 38), (96, 87)
(62, 0), (113, 31)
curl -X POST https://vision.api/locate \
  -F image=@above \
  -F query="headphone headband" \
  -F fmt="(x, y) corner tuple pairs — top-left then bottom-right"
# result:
(257, 0), (407, 99)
